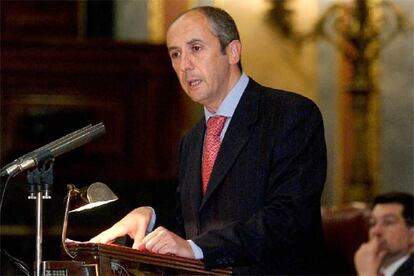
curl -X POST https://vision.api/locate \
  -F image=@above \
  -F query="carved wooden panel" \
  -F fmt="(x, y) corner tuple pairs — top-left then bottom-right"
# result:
(1, 40), (185, 182)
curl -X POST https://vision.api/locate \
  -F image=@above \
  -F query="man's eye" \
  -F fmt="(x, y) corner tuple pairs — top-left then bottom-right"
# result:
(192, 45), (202, 52)
(383, 219), (397, 226)
(170, 52), (180, 59)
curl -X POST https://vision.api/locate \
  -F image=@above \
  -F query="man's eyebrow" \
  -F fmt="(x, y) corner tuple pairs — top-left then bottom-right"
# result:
(372, 213), (401, 221)
(187, 39), (204, 45)
(167, 46), (179, 52)
(168, 39), (205, 52)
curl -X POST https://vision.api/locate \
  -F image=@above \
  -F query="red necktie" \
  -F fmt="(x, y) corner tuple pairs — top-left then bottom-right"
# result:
(202, 116), (226, 194)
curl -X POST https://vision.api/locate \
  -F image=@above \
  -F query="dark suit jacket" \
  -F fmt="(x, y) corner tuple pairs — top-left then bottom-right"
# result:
(394, 254), (414, 276)
(175, 78), (327, 274)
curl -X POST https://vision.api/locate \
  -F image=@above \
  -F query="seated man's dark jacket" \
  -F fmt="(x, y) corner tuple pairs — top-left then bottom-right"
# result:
(394, 254), (414, 276)
(174, 78), (327, 274)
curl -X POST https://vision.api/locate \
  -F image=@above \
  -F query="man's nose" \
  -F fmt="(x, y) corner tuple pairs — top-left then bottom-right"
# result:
(179, 52), (194, 72)
(369, 223), (383, 237)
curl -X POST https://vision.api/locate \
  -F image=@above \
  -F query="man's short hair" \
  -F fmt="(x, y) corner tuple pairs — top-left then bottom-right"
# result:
(373, 192), (414, 226)
(192, 6), (240, 52)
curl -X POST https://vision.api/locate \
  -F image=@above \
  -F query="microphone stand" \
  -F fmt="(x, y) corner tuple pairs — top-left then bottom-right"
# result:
(27, 161), (54, 276)
(0, 122), (105, 275)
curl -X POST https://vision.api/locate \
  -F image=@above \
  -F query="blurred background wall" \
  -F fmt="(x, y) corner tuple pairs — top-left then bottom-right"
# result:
(1, 0), (413, 269)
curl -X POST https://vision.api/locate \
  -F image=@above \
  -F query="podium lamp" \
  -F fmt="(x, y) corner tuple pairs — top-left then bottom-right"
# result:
(61, 182), (118, 258)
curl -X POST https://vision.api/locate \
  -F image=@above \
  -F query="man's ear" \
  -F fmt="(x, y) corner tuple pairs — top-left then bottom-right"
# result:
(226, 40), (241, 65)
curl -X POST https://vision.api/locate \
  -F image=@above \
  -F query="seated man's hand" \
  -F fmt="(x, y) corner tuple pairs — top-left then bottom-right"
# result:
(354, 236), (386, 276)
(141, 226), (195, 259)
(90, 206), (153, 249)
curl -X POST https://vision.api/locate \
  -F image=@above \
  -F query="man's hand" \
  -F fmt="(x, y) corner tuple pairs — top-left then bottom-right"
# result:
(140, 226), (195, 259)
(90, 207), (153, 249)
(354, 237), (386, 276)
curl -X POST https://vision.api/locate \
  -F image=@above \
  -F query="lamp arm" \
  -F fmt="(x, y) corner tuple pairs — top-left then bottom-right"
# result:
(62, 184), (76, 259)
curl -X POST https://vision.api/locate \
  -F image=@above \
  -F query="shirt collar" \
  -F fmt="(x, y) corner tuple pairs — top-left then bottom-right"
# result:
(204, 73), (249, 123)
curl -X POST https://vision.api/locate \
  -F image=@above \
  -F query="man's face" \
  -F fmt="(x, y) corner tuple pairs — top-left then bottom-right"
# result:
(166, 11), (238, 112)
(369, 203), (413, 258)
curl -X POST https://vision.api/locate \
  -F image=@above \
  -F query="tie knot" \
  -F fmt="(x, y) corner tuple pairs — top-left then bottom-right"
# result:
(207, 116), (226, 137)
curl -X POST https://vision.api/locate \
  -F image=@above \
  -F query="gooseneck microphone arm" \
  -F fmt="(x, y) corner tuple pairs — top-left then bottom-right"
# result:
(0, 122), (106, 178)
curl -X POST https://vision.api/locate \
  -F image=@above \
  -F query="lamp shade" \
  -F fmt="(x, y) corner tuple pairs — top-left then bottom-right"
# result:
(69, 182), (118, 212)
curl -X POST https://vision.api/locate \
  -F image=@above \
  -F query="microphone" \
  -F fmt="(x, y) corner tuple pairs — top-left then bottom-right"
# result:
(3, 124), (93, 167)
(1, 123), (106, 177)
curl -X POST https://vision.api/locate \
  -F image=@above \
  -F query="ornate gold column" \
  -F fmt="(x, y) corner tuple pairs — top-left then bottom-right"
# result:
(267, 0), (411, 204)
(148, 0), (165, 43)
(147, 0), (195, 44)
(339, 0), (381, 203)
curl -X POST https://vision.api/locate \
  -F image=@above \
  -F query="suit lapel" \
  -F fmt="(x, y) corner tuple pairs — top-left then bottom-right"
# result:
(184, 119), (205, 223)
(201, 79), (261, 208)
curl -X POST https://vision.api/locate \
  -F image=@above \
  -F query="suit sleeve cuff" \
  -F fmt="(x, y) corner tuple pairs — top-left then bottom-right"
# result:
(144, 206), (156, 234)
(187, 240), (204, 260)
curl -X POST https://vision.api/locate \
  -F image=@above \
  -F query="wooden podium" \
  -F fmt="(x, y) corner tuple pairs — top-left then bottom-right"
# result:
(43, 242), (232, 275)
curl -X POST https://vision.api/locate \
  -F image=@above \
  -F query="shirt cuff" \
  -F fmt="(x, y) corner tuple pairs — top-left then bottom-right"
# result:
(144, 206), (156, 234)
(187, 240), (204, 260)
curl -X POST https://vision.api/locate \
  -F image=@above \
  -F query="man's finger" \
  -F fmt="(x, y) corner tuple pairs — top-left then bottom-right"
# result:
(131, 227), (148, 249)
(132, 239), (145, 250)
(90, 230), (113, 244)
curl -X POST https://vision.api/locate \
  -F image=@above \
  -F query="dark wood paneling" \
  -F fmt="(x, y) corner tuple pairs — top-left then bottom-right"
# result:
(1, 39), (187, 269)
(1, 1), (80, 40)
(1, 40), (185, 182)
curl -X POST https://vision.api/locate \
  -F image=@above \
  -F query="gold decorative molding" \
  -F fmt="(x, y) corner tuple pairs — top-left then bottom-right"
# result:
(148, 0), (165, 43)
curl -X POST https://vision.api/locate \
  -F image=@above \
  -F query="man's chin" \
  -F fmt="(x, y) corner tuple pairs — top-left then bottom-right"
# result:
(187, 94), (208, 106)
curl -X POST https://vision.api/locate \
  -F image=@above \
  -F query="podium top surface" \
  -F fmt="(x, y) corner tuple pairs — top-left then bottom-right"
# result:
(67, 242), (232, 275)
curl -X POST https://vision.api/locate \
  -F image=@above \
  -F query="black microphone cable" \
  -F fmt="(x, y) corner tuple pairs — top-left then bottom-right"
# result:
(0, 174), (12, 223)
(0, 174), (31, 276)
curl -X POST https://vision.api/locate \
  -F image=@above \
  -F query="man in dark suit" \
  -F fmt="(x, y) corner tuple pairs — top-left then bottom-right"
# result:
(354, 192), (414, 276)
(91, 6), (326, 274)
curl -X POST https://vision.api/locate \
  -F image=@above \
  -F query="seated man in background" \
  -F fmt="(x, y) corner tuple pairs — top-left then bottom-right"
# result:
(354, 192), (414, 276)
